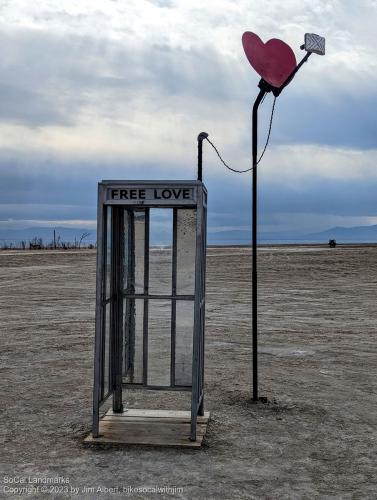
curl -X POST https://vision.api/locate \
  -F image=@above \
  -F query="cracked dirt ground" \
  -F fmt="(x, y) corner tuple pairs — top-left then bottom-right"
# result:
(0, 246), (376, 499)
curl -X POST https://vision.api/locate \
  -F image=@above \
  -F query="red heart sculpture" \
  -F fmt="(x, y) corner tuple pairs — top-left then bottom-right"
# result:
(242, 32), (297, 88)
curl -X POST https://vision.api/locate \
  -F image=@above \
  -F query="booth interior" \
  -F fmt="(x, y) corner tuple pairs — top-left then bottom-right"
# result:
(85, 181), (210, 447)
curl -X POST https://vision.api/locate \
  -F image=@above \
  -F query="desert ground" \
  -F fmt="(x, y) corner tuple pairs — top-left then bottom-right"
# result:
(1, 246), (376, 499)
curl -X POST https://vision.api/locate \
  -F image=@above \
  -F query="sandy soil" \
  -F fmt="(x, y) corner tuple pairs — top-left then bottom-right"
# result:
(0, 246), (376, 499)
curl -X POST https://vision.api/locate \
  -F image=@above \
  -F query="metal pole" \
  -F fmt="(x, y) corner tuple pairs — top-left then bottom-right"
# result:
(112, 208), (124, 413)
(93, 184), (105, 438)
(252, 83), (269, 401)
(197, 132), (208, 181)
(274, 52), (311, 96)
(251, 68), (314, 399)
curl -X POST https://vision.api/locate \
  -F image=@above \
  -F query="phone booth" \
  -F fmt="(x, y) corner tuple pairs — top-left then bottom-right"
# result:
(88, 180), (208, 447)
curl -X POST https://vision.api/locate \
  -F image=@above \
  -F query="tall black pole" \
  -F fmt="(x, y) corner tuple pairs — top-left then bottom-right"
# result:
(252, 82), (269, 401)
(196, 64), (309, 401)
(197, 132), (208, 181)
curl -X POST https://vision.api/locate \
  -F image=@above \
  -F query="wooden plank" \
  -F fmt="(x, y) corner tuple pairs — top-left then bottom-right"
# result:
(105, 409), (210, 421)
(84, 410), (210, 448)
(102, 414), (209, 424)
(99, 421), (207, 437)
(84, 432), (204, 448)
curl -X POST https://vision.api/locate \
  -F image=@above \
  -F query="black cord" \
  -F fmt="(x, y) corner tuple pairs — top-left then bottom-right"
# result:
(257, 96), (276, 165)
(205, 137), (253, 173)
(205, 95), (277, 173)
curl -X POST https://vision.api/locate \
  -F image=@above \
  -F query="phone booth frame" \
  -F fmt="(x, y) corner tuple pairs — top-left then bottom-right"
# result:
(91, 180), (207, 444)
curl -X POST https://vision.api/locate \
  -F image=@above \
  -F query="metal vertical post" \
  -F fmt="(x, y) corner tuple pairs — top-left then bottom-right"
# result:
(170, 209), (178, 387)
(190, 184), (204, 441)
(126, 210), (136, 382)
(142, 208), (150, 386)
(197, 132), (208, 181)
(252, 84), (268, 401)
(113, 208), (124, 413)
(198, 196), (207, 417)
(249, 57), (313, 402)
(93, 185), (105, 438)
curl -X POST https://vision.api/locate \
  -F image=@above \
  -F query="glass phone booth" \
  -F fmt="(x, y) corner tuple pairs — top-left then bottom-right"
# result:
(91, 180), (207, 445)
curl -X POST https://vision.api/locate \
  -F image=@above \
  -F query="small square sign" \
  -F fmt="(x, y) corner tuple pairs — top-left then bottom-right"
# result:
(305, 33), (325, 55)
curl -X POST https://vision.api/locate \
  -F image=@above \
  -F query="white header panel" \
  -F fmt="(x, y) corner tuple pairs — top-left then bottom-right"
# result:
(102, 182), (199, 206)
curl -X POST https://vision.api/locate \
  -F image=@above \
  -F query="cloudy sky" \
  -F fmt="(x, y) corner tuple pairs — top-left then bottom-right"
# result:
(0, 0), (376, 238)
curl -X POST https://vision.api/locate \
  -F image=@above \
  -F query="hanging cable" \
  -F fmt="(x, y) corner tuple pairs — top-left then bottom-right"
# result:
(205, 137), (253, 173)
(256, 96), (276, 165)
(205, 95), (277, 173)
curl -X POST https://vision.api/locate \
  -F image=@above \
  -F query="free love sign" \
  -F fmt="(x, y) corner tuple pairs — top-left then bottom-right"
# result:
(105, 183), (197, 206)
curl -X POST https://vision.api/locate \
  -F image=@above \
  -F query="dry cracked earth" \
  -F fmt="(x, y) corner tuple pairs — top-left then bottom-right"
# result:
(0, 246), (376, 499)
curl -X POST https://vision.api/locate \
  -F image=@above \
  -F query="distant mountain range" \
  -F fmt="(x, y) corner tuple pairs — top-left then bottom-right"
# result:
(210, 224), (377, 244)
(1, 224), (377, 247)
(304, 225), (377, 243)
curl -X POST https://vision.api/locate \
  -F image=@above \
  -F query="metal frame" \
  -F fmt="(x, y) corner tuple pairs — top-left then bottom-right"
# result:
(143, 208), (150, 385)
(112, 207), (124, 413)
(190, 183), (206, 440)
(92, 180), (207, 440)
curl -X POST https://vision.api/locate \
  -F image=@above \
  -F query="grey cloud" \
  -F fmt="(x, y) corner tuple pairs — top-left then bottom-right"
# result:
(0, 30), (96, 126)
(2, 25), (375, 151)
(270, 90), (377, 150)
(0, 27), (247, 127)
(1, 150), (376, 232)
(146, 0), (175, 7)
(146, 43), (246, 101)
(259, 177), (377, 218)
(0, 204), (93, 221)
(234, 85), (377, 152)
(0, 150), (197, 213)
(0, 82), (71, 126)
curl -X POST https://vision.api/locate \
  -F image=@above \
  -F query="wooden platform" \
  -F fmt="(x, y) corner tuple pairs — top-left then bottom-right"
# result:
(84, 409), (210, 448)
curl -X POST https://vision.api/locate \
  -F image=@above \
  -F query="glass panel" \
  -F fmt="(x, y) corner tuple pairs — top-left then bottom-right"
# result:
(149, 209), (172, 295)
(105, 206), (112, 299)
(103, 302), (111, 396)
(123, 210), (145, 294)
(134, 212), (145, 294)
(147, 300), (171, 386)
(176, 209), (196, 295)
(123, 210), (130, 292)
(123, 298), (144, 384)
(175, 301), (194, 386)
